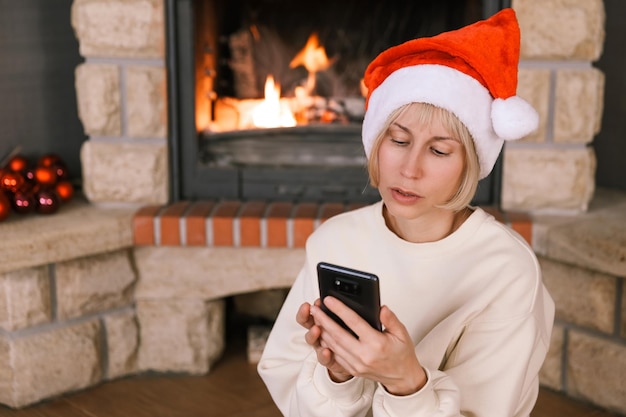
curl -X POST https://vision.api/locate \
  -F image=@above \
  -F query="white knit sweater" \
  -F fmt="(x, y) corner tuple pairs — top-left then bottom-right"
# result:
(258, 201), (554, 417)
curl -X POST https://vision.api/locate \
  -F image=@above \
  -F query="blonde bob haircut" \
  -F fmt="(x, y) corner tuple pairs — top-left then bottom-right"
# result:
(367, 102), (480, 212)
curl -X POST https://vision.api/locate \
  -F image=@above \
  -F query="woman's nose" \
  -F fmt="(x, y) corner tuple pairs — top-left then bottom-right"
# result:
(400, 152), (423, 179)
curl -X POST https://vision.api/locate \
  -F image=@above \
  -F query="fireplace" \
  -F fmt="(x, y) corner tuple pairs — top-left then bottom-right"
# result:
(167, 0), (508, 205)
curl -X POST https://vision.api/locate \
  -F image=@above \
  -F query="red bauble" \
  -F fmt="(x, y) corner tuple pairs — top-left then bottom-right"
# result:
(34, 166), (58, 187)
(55, 180), (74, 202)
(12, 191), (36, 214)
(24, 167), (36, 182)
(37, 154), (62, 168)
(6, 155), (29, 173)
(35, 189), (60, 215)
(52, 163), (69, 180)
(1, 171), (25, 193)
(0, 192), (11, 221)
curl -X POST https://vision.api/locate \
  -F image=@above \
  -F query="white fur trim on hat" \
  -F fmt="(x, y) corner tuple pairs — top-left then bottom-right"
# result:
(362, 64), (538, 179)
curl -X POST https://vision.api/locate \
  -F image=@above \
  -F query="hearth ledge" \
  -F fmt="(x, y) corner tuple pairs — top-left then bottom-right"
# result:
(532, 188), (626, 278)
(0, 195), (136, 275)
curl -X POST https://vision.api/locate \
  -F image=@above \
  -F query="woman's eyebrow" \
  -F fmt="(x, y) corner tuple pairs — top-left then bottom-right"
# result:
(433, 135), (459, 142)
(392, 122), (458, 142)
(391, 122), (411, 134)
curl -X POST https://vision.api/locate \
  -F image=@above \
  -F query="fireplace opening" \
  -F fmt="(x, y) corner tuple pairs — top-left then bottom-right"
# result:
(167, 0), (508, 204)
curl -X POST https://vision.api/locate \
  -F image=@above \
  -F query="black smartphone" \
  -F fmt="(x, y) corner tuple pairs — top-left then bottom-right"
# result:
(317, 262), (382, 338)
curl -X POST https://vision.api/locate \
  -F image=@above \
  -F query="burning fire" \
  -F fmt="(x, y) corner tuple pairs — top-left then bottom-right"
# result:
(209, 32), (349, 131)
(289, 33), (332, 95)
(252, 75), (296, 128)
(250, 33), (333, 129)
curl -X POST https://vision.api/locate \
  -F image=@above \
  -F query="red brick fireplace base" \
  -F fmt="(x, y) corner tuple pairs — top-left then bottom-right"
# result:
(132, 200), (533, 248)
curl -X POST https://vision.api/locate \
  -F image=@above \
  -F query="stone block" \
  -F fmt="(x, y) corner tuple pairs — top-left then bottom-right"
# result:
(137, 298), (225, 374)
(81, 140), (168, 204)
(517, 68), (550, 143)
(513, 0), (605, 60)
(501, 147), (596, 212)
(104, 308), (139, 380)
(0, 320), (102, 408)
(126, 66), (167, 138)
(541, 200), (626, 277)
(567, 331), (626, 414)
(56, 249), (136, 320)
(0, 198), (135, 275)
(0, 266), (51, 331)
(554, 68), (605, 144)
(71, 0), (165, 58)
(134, 246), (304, 300)
(539, 324), (563, 390)
(539, 257), (615, 333)
(75, 63), (121, 136)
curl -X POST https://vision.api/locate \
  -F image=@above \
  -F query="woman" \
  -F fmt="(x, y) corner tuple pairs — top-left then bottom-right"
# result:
(258, 8), (555, 417)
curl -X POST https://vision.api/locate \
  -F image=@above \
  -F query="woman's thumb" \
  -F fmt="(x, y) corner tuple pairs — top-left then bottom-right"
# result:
(380, 305), (401, 332)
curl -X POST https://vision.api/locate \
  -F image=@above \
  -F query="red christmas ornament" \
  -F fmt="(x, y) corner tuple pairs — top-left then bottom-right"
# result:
(12, 191), (36, 214)
(35, 189), (60, 215)
(38, 154), (62, 168)
(24, 167), (36, 182)
(53, 162), (69, 180)
(6, 155), (29, 173)
(0, 192), (11, 221)
(0, 154), (72, 219)
(55, 180), (74, 202)
(34, 166), (58, 187)
(1, 171), (25, 193)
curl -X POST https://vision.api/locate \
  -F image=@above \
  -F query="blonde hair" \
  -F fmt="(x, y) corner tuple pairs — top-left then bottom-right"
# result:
(367, 102), (480, 212)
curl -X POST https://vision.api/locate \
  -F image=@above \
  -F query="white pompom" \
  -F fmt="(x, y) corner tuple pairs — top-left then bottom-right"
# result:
(491, 96), (539, 140)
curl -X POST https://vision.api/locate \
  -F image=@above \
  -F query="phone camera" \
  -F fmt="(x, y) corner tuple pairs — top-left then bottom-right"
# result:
(334, 278), (360, 295)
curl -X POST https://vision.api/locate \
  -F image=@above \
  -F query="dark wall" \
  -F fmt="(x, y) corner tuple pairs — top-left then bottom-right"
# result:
(0, 0), (86, 180)
(594, 0), (626, 191)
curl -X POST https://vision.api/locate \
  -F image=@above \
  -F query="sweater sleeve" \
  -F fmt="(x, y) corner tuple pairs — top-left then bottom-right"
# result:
(257, 259), (377, 417)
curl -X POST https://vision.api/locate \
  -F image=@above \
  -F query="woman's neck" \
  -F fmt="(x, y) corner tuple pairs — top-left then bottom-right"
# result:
(383, 206), (472, 243)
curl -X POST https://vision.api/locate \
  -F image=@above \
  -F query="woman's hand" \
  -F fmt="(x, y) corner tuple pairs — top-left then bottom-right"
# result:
(310, 296), (427, 396)
(296, 300), (353, 382)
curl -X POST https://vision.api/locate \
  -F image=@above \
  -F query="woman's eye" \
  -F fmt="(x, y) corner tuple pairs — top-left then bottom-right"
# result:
(431, 147), (449, 156)
(391, 137), (408, 145)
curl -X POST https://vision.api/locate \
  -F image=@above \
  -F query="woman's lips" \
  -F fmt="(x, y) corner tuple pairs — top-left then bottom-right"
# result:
(391, 187), (422, 203)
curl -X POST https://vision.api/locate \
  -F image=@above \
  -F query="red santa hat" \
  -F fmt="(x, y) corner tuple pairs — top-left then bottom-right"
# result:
(362, 8), (538, 179)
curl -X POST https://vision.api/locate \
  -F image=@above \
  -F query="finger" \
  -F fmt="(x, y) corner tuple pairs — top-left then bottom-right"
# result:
(316, 346), (335, 368)
(379, 305), (409, 338)
(311, 302), (353, 341)
(296, 302), (314, 329)
(304, 325), (321, 347)
(323, 296), (379, 340)
(311, 303), (360, 367)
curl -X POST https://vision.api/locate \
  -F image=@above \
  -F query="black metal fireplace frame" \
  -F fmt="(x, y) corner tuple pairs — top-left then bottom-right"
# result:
(165, 0), (510, 205)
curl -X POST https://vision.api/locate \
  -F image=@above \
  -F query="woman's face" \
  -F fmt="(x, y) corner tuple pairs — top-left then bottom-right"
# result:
(376, 106), (466, 225)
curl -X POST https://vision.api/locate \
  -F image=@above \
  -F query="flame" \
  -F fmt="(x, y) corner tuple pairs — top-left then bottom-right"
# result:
(252, 75), (296, 128)
(289, 33), (332, 96)
(290, 33), (331, 73)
